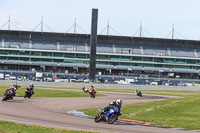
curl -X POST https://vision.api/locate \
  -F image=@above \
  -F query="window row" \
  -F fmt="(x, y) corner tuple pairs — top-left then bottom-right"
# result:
(0, 56), (199, 70)
(0, 50), (200, 65)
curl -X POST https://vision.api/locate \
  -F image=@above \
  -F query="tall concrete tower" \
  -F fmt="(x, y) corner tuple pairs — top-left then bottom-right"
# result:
(89, 9), (98, 82)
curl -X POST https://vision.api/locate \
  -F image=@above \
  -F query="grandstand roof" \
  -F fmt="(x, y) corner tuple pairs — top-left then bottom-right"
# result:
(0, 30), (200, 48)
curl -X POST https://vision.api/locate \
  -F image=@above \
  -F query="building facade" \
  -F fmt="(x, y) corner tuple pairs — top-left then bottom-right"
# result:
(0, 30), (200, 79)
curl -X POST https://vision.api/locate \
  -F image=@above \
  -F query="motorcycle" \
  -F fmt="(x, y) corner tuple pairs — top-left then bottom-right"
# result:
(94, 107), (121, 124)
(24, 87), (34, 98)
(2, 89), (13, 101)
(89, 89), (96, 98)
(136, 90), (143, 97)
(82, 87), (88, 93)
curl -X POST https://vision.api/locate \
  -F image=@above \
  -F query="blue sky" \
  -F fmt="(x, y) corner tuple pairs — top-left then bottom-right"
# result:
(0, 0), (200, 40)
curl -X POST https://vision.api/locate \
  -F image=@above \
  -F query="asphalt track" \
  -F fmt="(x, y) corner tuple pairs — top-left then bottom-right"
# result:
(0, 88), (197, 133)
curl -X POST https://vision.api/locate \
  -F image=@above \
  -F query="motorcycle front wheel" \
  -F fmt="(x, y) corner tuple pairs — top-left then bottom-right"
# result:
(2, 95), (7, 101)
(108, 114), (118, 124)
(94, 115), (102, 122)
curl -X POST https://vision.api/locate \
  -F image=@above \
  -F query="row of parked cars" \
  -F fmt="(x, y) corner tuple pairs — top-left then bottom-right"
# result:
(150, 81), (199, 86)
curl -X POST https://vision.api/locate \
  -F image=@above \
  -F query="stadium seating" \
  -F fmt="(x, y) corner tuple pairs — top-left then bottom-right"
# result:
(60, 41), (86, 52)
(115, 44), (141, 55)
(97, 43), (113, 53)
(143, 45), (168, 56)
(32, 40), (57, 50)
(0, 38), (198, 59)
(170, 47), (195, 57)
(3, 39), (29, 49)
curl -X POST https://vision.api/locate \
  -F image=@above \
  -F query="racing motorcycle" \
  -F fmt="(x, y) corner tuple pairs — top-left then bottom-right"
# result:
(24, 87), (34, 98)
(136, 89), (143, 97)
(94, 107), (121, 124)
(89, 89), (96, 98)
(2, 89), (14, 101)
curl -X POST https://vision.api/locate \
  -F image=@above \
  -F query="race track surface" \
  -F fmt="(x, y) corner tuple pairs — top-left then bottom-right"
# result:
(0, 89), (196, 133)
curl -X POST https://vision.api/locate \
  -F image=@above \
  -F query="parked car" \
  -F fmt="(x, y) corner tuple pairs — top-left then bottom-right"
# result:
(17, 76), (24, 81)
(83, 79), (90, 83)
(10, 75), (16, 80)
(54, 78), (62, 82)
(150, 81), (162, 85)
(165, 82), (177, 86)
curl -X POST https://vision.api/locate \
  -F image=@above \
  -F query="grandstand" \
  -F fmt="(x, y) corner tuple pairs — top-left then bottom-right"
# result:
(0, 30), (200, 80)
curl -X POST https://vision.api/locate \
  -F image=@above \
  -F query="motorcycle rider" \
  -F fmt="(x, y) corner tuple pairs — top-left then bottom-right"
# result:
(11, 82), (18, 97)
(136, 89), (142, 97)
(29, 83), (34, 94)
(89, 85), (96, 98)
(25, 83), (34, 94)
(4, 87), (14, 100)
(104, 99), (122, 114)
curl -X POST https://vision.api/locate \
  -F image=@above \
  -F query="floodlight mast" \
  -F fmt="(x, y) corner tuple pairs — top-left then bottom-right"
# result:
(89, 9), (98, 82)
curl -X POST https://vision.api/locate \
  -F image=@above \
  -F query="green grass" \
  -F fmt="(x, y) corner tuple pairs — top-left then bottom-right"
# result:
(80, 90), (200, 130)
(2, 84), (200, 129)
(0, 120), (96, 133)
(0, 86), (105, 98)
(36, 85), (136, 94)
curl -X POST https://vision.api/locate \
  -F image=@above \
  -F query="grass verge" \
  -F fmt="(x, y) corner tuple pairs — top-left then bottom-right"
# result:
(0, 86), (105, 98)
(0, 120), (96, 133)
(80, 90), (200, 130)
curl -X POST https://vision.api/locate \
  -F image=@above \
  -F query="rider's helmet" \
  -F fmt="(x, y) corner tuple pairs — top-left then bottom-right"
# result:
(116, 99), (122, 107)
(29, 83), (34, 88)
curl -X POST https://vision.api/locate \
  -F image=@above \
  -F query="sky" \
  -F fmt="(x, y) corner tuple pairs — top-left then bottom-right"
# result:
(0, 0), (200, 40)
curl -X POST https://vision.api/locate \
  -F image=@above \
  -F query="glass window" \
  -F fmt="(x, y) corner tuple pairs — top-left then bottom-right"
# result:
(31, 58), (41, 62)
(121, 56), (131, 61)
(154, 58), (164, 63)
(64, 59), (84, 64)
(96, 61), (107, 65)
(42, 52), (52, 57)
(19, 58), (29, 61)
(53, 59), (64, 63)
(186, 60), (196, 64)
(8, 57), (18, 60)
(64, 53), (75, 58)
(97, 55), (109, 60)
(197, 60), (200, 64)
(9, 50), (18, 55)
(154, 64), (163, 67)
(142, 57), (153, 62)
(109, 55), (120, 61)
(31, 51), (42, 56)
(64, 59), (73, 63)
(53, 53), (63, 57)
(176, 59), (186, 64)
(19, 51), (30, 56)
(83, 60), (89, 64)
(164, 58), (176, 63)
(143, 64), (154, 67)
(132, 57), (141, 61)
(73, 60), (84, 63)
(119, 62), (130, 66)
(0, 50), (8, 54)
(76, 54), (87, 58)
(41, 59), (52, 62)
(108, 62), (119, 65)
(0, 57), (7, 60)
